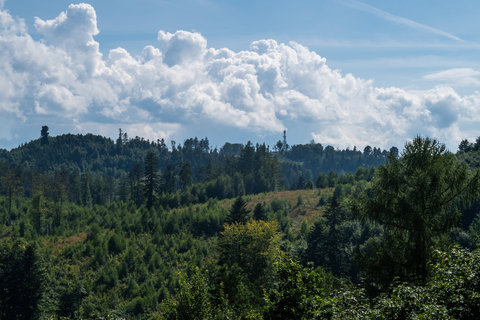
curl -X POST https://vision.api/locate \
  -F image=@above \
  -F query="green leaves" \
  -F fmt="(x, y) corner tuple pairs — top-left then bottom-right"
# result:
(369, 247), (480, 319)
(218, 220), (282, 286)
(374, 283), (452, 320)
(428, 247), (480, 319)
(161, 268), (213, 320)
(264, 259), (334, 320)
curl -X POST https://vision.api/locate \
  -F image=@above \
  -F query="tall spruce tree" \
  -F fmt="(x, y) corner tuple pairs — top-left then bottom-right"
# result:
(306, 195), (347, 277)
(227, 196), (250, 224)
(144, 151), (158, 208)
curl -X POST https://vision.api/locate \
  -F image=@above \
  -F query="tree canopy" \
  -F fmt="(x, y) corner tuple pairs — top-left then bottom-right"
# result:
(355, 136), (480, 289)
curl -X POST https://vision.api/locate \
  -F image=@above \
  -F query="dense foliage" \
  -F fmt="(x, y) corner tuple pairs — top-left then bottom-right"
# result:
(354, 137), (480, 290)
(1, 131), (480, 319)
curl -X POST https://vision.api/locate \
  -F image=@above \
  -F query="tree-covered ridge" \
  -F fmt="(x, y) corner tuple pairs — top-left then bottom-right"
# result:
(3, 129), (391, 178)
(0, 128), (389, 207)
(2, 134), (480, 319)
(280, 142), (395, 177)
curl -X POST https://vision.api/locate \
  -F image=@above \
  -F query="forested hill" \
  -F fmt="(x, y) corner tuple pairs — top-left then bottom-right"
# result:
(2, 134), (480, 319)
(1, 128), (393, 179)
(4, 133), (165, 176)
(0, 128), (395, 207)
(279, 142), (396, 179)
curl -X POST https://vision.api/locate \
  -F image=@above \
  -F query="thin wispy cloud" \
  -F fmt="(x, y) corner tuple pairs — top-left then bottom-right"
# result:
(423, 68), (480, 87)
(301, 38), (480, 50)
(339, 0), (464, 42)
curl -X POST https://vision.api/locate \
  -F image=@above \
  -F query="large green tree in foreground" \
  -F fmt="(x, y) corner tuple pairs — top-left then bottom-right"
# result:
(355, 136), (480, 289)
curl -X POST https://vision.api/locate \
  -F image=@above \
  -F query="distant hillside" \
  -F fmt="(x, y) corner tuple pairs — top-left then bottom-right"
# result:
(279, 143), (394, 185)
(457, 138), (480, 169)
(0, 127), (391, 206)
(4, 133), (160, 176)
(2, 130), (394, 177)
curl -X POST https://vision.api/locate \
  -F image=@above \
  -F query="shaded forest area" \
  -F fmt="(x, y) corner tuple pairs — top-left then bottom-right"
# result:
(2, 129), (480, 319)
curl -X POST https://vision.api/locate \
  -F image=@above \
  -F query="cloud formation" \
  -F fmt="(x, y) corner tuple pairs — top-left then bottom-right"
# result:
(0, 3), (477, 150)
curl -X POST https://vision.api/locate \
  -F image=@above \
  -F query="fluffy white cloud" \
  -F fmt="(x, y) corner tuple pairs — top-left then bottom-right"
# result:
(158, 30), (207, 67)
(0, 3), (477, 150)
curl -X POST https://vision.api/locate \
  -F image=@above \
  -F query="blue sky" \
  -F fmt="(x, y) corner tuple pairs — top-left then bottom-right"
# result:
(1, 0), (480, 150)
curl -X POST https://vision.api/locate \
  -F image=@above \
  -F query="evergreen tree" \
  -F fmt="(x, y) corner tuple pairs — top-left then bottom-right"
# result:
(144, 151), (158, 208)
(305, 195), (347, 277)
(161, 164), (176, 194)
(458, 139), (472, 152)
(129, 164), (144, 206)
(81, 172), (92, 207)
(355, 136), (480, 289)
(227, 196), (250, 224)
(315, 173), (328, 188)
(40, 126), (49, 145)
(31, 193), (45, 235)
(1, 166), (23, 220)
(327, 170), (337, 187)
(0, 241), (44, 320)
(179, 161), (193, 190)
(117, 128), (123, 146)
(253, 203), (267, 220)
(118, 175), (129, 202)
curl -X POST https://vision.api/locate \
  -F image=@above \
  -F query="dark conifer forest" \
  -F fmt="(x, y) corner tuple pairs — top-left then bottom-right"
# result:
(1, 129), (480, 319)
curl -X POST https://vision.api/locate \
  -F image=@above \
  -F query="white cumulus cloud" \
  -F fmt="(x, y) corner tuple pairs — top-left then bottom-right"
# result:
(0, 3), (478, 150)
